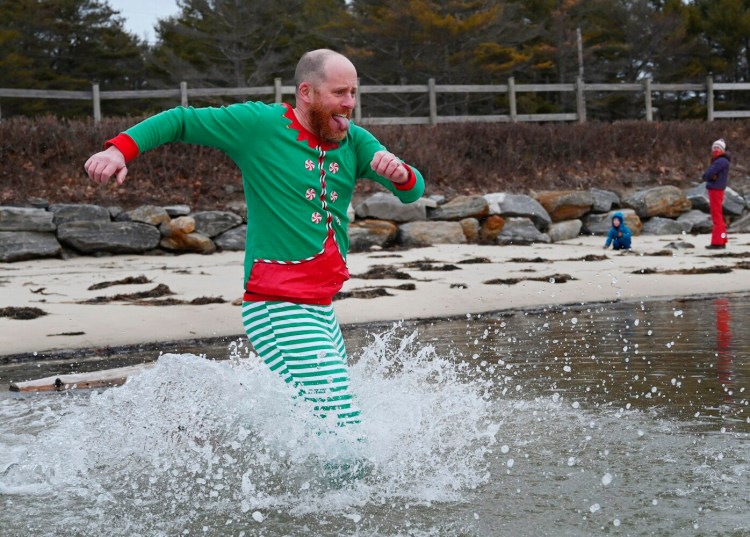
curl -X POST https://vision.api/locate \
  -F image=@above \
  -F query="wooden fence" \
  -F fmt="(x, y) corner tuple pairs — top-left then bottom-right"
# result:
(1, 76), (748, 123)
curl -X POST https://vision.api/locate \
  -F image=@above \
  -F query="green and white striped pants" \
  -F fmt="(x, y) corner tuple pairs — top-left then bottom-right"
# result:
(241, 301), (361, 427)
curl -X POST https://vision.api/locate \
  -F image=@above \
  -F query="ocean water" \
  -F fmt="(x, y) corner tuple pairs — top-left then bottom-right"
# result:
(0, 294), (748, 536)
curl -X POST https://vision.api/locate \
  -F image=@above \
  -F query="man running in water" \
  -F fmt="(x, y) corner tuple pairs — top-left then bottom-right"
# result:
(84, 49), (425, 428)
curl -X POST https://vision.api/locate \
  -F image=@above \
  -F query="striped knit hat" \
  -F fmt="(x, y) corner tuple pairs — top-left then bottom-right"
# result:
(712, 139), (726, 152)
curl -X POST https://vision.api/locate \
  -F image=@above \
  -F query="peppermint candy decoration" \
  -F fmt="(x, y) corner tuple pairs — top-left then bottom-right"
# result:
(330, 191), (338, 202)
(305, 188), (316, 200)
(304, 159), (315, 171)
(328, 162), (339, 174)
(311, 212), (322, 224)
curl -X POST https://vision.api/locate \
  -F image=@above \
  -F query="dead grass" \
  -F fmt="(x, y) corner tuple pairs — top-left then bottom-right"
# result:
(2, 116), (749, 210)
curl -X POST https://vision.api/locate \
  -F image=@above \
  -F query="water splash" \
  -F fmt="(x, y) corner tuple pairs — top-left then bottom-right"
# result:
(0, 325), (497, 535)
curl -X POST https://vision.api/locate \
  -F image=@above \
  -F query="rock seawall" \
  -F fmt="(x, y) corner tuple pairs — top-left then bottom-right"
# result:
(2, 185), (749, 263)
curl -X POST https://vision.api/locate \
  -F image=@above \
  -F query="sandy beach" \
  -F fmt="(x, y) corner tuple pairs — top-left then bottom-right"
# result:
(2, 233), (749, 358)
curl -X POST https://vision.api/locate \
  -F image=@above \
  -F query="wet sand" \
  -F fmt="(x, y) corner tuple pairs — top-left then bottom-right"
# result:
(2, 233), (749, 357)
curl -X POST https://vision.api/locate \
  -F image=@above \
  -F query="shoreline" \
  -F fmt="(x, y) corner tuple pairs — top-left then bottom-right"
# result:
(3, 288), (748, 366)
(2, 234), (750, 360)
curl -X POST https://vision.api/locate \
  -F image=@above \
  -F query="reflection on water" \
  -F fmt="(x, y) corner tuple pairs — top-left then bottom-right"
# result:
(0, 294), (748, 536)
(716, 298), (735, 406)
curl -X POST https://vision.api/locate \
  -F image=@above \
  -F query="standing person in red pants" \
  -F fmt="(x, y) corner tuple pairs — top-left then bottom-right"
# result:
(702, 138), (731, 249)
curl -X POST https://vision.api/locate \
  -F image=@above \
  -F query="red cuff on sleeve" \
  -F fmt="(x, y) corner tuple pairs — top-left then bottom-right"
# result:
(394, 163), (417, 191)
(104, 133), (139, 163)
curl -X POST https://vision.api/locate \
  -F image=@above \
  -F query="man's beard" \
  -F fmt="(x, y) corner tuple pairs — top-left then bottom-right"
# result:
(308, 99), (350, 143)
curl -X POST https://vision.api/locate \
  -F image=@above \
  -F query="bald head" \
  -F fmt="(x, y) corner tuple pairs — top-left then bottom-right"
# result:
(295, 49), (354, 89)
(293, 49), (358, 142)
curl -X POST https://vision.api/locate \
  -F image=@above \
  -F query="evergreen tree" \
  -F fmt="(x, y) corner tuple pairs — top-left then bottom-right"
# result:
(688, 0), (750, 82)
(0, 0), (146, 117)
(344, 0), (521, 117)
(149, 0), (347, 98)
(346, 0), (509, 84)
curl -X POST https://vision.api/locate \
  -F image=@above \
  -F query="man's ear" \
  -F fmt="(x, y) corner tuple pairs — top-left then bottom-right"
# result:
(297, 81), (314, 104)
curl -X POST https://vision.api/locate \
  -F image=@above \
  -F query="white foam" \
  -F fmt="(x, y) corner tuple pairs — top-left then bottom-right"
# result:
(0, 325), (498, 533)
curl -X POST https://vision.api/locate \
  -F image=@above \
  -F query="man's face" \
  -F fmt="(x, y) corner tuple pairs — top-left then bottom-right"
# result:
(307, 58), (357, 143)
(613, 218), (621, 227)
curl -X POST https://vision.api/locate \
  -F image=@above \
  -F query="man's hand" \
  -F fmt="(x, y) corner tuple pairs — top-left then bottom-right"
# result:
(84, 146), (128, 185)
(370, 150), (408, 185)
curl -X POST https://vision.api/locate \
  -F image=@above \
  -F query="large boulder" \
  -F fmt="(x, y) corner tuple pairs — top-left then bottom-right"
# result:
(57, 221), (160, 254)
(460, 218), (480, 243)
(398, 221), (466, 247)
(496, 217), (551, 245)
(589, 188), (621, 213)
(163, 204), (192, 217)
(160, 234), (215, 254)
(107, 206), (124, 220)
(192, 210), (243, 237)
(348, 219), (398, 252)
(225, 201), (248, 221)
(159, 216), (216, 254)
(160, 234), (216, 254)
(548, 219), (583, 242)
(0, 207), (55, 232)
(0, 231), (61, 262)
(582, 209), (642, 236)
(479, 215), (505, 244)
(677, 210), (713, 234)
(685, 185), (746, 216)
(427, 195), (489, 221)
(27, 198), (49, 209)
(214, 225), (247, 251)
(622, 186), (691, 218)
(641, 217), (691, 235)
(685, 185), (710, 212)
(355, 192), (427, 222)
(729, 213), (750, 233)
(724, 188), (746, 215)
(484, 193), (551, 230)
(159, 216), (196, 238)
(48, 203), (110, 225)
(126, 205), (171, 226)
(533, 190), (594, 222)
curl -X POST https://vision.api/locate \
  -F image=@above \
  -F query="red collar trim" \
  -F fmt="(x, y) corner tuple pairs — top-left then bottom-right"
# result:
(282, 103), (339, 151)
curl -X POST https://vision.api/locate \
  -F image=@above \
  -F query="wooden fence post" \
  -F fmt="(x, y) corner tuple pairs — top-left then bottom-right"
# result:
(428, 78), (437, 125)
(508, 77), (517, 122)
(274, 78), (282, 103)
(576, 76), (586, 123)
(92, 83), (101, 122)
(706, 76), (714, 122)
(644, 78), (653, 121)
(180, 82), (188, 107)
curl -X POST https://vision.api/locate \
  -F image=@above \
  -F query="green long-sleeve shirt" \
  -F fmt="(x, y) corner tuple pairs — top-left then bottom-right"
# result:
(109, 101), (425, 303)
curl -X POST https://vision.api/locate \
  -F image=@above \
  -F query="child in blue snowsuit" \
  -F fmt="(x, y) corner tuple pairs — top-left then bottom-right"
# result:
(603, 211), (632, 250)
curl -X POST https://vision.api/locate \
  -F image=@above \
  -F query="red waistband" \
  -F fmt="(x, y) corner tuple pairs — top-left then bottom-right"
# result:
(242, 291), (333, 305)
